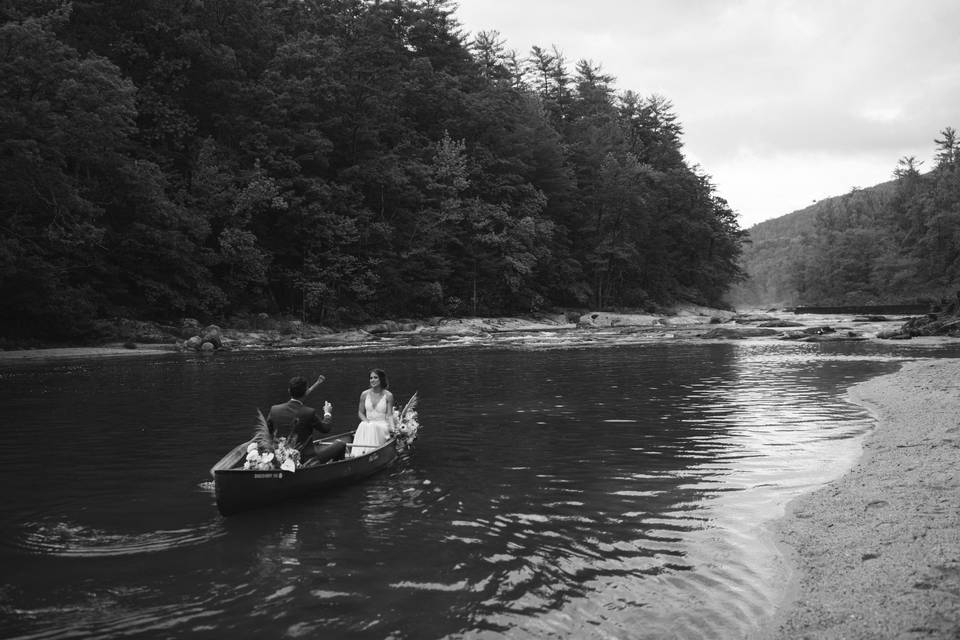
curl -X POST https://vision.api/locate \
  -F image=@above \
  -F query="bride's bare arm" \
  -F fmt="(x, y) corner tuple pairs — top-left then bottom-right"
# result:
(357, 390), (367, 422)
(385, 392), (396, 428)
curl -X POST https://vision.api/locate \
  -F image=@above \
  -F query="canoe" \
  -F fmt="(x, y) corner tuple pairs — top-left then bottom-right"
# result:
(210, 430), (399, 516)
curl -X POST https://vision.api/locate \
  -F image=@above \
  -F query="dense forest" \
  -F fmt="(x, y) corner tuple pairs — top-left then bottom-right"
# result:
(729, 128), (960, 309)
(0, 0), (745, 342)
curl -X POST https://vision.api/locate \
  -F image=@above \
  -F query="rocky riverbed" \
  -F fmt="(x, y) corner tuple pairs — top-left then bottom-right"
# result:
(4, 305), (945, 361)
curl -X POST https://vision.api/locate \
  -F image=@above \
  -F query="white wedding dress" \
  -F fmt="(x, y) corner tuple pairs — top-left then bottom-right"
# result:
(350, 393), (390, 456)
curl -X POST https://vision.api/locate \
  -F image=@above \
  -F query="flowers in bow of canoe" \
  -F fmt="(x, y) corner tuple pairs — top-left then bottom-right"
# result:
(243, 410), (301, 471)
(390, 391), (421, 447)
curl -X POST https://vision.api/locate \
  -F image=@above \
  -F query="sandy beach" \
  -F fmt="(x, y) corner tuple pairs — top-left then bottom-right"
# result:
(762, 358), (960, 639)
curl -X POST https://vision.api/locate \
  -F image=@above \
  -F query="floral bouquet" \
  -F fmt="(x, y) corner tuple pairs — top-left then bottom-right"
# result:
(243, 410), (301, 472)
(390, 391), (421, 448)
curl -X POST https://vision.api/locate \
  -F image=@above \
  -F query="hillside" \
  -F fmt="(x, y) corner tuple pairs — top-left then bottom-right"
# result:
(727, 134), (960, 310)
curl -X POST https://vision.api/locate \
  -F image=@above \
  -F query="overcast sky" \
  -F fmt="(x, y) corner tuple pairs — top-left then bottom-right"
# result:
(453, 0), (960, 228)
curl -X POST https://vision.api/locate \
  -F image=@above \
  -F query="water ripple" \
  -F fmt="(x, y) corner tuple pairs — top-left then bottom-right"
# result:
(4, 341), (958, 639)
(11, 518), (226, 557)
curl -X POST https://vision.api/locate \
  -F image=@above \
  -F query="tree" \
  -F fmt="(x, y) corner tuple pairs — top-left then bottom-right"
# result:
(934, 126), (958, 169)
(471, 30), (512, 83)
(894, 155), (923, 179)
(0, 8), (138, 337)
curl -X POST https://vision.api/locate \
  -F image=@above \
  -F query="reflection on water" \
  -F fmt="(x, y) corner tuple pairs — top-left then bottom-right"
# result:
(1, 340), (957, 639)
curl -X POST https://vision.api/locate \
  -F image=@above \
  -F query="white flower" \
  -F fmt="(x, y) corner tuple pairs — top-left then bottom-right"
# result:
(280, 458), (296, 472)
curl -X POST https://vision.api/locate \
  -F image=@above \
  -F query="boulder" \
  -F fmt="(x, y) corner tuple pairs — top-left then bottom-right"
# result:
(661, 315), (713, 326)
(699, 327), (779, 339)
(577, 312), (661, 329)
(878, 331), (912, 340)
(362, 320), (400, 334)
(757, 320), (806, 328)
(201, 324), (223, 349)
(300, 329), (374, 344)
(671, 304), (737, 322)
(793, 332), (867, 342)
(733, 313), (779, 324)
(420, 319), (486, 336)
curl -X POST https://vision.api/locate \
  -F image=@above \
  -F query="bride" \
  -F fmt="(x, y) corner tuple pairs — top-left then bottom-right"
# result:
(349, 369), (396, 456)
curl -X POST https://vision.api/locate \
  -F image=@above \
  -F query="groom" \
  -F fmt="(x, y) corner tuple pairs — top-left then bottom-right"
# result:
(267, 374), (334, 455)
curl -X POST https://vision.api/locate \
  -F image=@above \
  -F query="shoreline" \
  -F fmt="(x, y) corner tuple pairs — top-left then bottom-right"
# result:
(760, 358), (960, 638)
(0, 345), (181, 361)
(0, 309), (926, 364)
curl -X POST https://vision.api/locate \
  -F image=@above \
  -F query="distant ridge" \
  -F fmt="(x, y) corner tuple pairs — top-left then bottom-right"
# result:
(727, 178), (907, 309)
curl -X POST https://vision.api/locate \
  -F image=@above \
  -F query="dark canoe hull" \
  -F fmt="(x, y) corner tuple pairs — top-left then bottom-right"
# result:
(211, 431), (399, 516)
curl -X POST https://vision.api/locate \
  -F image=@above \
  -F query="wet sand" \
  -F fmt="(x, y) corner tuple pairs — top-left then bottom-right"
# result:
(762, 358), (960, 639)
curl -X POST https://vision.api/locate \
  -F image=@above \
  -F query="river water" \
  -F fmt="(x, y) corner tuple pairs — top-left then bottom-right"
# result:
(0, 337), (956, 639)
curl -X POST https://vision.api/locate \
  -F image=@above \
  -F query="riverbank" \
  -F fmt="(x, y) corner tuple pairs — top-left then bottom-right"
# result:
(0, 307), (921, 362)
(761, 358), (960, 639)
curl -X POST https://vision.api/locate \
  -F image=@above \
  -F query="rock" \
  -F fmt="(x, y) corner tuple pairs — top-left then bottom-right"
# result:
(420, 320), (486, 336)
(888, 313), (960, 338)
(185, 336), (202, 350)
(807, 326), (836, 335)
(783, 326), (837, 336)
(362, 321), (400, 334)
(671, 304), (737, 322)
(733, 313), (779, 324)
(299, 329), (374, 345)
(577, 312), (661, 328)
(200, 324), (222, 348)
(201, 341), (216, 351)
(699, 327), (779, 339)
(661, 315), (709, 326)
(877, 330), (909, 340)
(794, 332), (867, 342)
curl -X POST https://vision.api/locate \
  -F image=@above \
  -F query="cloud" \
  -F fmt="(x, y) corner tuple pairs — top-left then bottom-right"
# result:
(454, 0), (960, 227)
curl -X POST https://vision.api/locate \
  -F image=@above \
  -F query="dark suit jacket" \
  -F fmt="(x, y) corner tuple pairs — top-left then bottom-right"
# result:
(267, 399), (333, 451)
